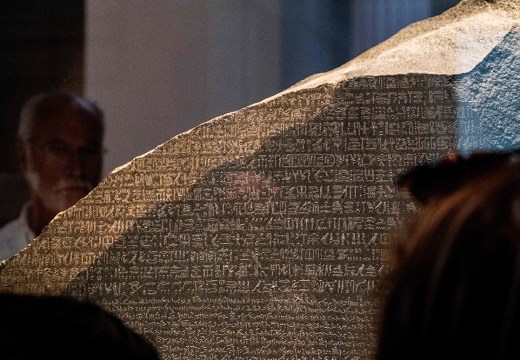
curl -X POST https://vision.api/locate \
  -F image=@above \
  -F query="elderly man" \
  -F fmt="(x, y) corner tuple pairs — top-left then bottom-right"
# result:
(0, 92), (105, 260)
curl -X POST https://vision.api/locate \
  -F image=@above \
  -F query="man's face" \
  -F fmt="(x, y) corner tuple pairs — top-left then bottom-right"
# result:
(19, 108), (104, 216)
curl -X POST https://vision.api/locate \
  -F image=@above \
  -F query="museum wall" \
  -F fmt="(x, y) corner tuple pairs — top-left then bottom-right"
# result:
(85, 1), (282, 175)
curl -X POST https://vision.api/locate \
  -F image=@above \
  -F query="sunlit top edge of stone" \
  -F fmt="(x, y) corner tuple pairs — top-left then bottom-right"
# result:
(109, 1), (520, 176)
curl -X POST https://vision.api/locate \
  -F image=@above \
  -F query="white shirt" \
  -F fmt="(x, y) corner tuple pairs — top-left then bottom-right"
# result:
(0, 203), (35, 261)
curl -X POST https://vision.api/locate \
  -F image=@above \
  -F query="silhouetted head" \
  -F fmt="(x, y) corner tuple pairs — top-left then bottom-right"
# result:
(379, 163), (520, 360)
(396, 149), (520, 205)
(16, 92), (105, 234)
(0, 293), (159, 360)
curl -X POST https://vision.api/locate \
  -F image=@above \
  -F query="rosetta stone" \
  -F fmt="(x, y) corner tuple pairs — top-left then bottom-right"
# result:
(2, 1), (520, 359)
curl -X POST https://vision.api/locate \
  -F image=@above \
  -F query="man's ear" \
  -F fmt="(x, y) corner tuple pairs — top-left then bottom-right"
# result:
(15, 138), (27, 171)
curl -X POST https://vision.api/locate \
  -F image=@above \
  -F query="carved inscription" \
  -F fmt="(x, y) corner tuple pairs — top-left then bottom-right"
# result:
(44, 75), (456, 359)
(3, 22), (520, 360)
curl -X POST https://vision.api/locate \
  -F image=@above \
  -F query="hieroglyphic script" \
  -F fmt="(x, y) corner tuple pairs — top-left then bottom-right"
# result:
(4, 27), (520, 360)
(61, 75), (457, 359)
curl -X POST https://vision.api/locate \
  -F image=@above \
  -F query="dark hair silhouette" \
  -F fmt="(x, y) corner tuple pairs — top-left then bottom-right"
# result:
(396, 149), (520, 205)
(379, 163), (520, 360)
(18, 92), (104, 140)
(0, 293), (159, 360)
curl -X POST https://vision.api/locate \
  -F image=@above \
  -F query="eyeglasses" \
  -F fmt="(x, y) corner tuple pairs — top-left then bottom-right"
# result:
(25, 139), (106, 164)
(396, 149), (520, 205)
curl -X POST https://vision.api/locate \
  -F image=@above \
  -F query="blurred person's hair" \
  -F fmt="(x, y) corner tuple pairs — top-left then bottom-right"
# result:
(378, 162), (520, 360)
(0, 293), (159, 360)
(18, 92), (104, 140)
(396, 149), (520, 205)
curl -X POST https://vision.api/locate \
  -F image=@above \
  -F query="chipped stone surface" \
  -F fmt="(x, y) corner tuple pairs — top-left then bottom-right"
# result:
(2, 1), (520, 359)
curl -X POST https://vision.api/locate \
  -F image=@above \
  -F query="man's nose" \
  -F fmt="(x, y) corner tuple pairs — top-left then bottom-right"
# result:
(66, 151), (85, 177)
